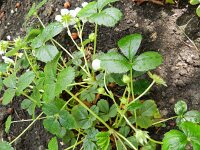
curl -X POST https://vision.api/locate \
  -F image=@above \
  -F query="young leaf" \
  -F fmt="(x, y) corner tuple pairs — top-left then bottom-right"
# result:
(5, 115), (12, 133)
(3, 88), (16, 105)
(96, 132), (110, 150)
(89, 8), (122, 27)
(190, 0), (200, 5)
(35, 45), (59, 63)
(97, 0), (119, 10)
(55, 66), (75, 96)
(174, 101), (187, 116)
(181, 122), (200, 148)
(97, 99), (117, 121)
(98, 51), (131, 73)
(132, 51), (163, 72)
(196, 5), (200, 17)
(0, 141), (14, 150)
(17, 71), (35, 93)
(48, 137), (58, 150)
(59, 110), (76, 129)
(183, 110), (200, 123)
(31, 22), (63, 49)
(3, 73), (16, 88)
(162, 130), (187, 150)
(77, 2), (97, 19)
(118, 34), (142, 61)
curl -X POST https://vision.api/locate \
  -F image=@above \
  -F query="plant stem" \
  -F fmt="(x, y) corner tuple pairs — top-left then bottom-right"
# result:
(147, 137), (163, 145)
(11, 116), (47, 123)
(22, 92), (37, 103)
(128, 80), (155, 107)
(93, 24), (98, 55)
(65, 139), (84, 150)
(65, 90), (112, 130)
(152, 116), (178, 126)
(10, 112), (43, 145)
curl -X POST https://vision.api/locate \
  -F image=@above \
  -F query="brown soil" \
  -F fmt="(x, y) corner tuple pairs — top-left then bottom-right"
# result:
(0, 0), (200, 149)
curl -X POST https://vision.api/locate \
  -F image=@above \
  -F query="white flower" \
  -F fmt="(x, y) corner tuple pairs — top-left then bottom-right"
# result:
(61, 9), (69, 15)
(81, 2), (88, 7)
(6, 35), (11, 40)
(70, 7), (81, 17)
(2, 56), (14, 64)
(135, 130), (149, 146)
(55, 15), (62, 22)
(92, 59), (101, 71)
(16, 53), (23, 58)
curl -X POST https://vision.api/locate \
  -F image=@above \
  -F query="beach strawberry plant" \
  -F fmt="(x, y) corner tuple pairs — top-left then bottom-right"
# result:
(1, 0), (200, 149)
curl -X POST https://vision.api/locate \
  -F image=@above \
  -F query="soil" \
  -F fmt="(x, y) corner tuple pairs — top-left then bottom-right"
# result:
(0, 0), (200, 149)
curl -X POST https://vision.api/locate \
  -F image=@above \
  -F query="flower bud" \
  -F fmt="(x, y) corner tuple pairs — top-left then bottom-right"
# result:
(122, 75), (130, 84)
(98, 87), (105, 94)
(135, 130), (149, 145)
(89, 33), (95, 42)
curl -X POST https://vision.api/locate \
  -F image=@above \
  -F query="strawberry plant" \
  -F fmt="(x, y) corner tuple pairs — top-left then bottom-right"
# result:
(0, 0), (200, 150)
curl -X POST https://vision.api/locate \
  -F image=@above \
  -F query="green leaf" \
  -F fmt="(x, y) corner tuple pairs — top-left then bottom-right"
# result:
(72, 105), (98, 129)
(89, 8), (122, 27)
(181, 122), (200, 147)
(98, 51), (131, 73)
(3, 88), (16, 105)
(132, 51), (163, 71)
(43, 53), (60, 102)
(0, 63), (8, 73)
(31, 22), (63, 49)
(162, 130), (187, 150)
(184, 110), (200, 123)
(96, 132), (110, 150)
(0, 141), (14, 150)
(141, 141), (156, 150)
(174, 101), (187, 116)
(43, 118), (61, 136)
(35, 45), (59, 63)
(97, 99), (117, 121)
(97, 0), (119, 10)
(83, 128), (99, 150)
(21, 99), (36, 116)
(139, 100), (159, 117)
(3, 74), (16, 88)
(77, 2), (97, 19)
(5, 115), (12, 133)
(80, 86), (97, 102)
(0, 78), (3, 91)
(126, 136), (139, 149)
(119, 126), (130, 137)
(25, 28), (42, 42)
(48, 137), (58, 150)
(196, 5), (200, 17)
(55, 66), (75, 96)
(133, 79), (151, 95)
(190, 0), (200, 5)
(59, 110), (76, 129)
(83, 139), (98, 150)
(118, 34), (142, 61)
(137, 116), (153, 129)
(17, 71), (35, 93)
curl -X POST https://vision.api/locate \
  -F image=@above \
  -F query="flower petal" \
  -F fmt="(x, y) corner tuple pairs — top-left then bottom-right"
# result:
(61, 9), (69, 15)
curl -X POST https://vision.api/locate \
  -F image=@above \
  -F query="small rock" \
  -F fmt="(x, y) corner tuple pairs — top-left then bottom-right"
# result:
(135, 23), (139, 28)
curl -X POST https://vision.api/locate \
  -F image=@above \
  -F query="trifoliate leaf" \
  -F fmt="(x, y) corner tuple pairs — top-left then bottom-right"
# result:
(96, 132), (110, 150)
(48, 137), (58, 150)
(118, 34), (142, 61)
(98, 51), (131, 73)
(17, 71), (35, 93)
(55, 66), (75, 96)
(97, 99), (117, 121)
(89, 8), (122, 27)
(35, 45), (59, 63)
(97, 0), (119, 10)
(0, 141), (14, 150)
(3, 88), (16, 105)
(174, 101), (187, 116)
(5, 115), (12, 133)
(72, 105), (98, 129)
(31, 22), (63, 49)
(162, 130), (187, 150)
(132, 51), (163, 72)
